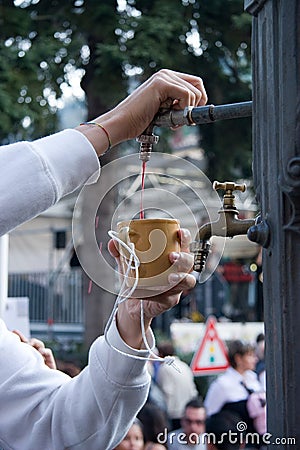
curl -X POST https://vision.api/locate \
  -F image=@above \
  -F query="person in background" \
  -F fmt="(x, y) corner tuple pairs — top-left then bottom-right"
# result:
(146, 349), (168, 415)
(166, 397), (207, 449)
(205, 410), (245, 450)
(204, 340), (265, 449)
(0, 69), (207, 450)
(138, 402), (168, 449)
(12, 329), (57, 369)
(255, 333), (266, 391)
(156, 341), (198, 430)
(113, 419), (145, 450)
(14, 329), (83, 378)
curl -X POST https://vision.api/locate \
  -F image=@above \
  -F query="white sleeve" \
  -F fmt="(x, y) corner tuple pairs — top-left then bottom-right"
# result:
(204, 379), (227, 417)
(0, 318), (152, 450)
(0, 129), (100, 236)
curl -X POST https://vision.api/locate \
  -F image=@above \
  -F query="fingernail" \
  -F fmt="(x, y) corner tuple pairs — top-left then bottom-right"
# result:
(170, 252), (180, 262)
(168, 273), (180, 283)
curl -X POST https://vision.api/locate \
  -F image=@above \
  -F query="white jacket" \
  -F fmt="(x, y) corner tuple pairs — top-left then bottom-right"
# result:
(204, 366), (263, 417)
(156, 356), (198, 420)
(0, 130), (152, 449)
(0, 129), (100, 235)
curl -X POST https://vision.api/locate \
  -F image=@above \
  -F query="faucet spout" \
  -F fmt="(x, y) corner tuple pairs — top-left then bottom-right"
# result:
(195, 213), (255, 242)
(196, 221), (215, 242)
(219, 212), (255, 238)
(191, 181), (256, 273)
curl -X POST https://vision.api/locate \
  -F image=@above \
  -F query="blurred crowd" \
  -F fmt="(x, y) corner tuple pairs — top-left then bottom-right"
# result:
(113, 333), (266, 450)
(14, 326), (266, 449)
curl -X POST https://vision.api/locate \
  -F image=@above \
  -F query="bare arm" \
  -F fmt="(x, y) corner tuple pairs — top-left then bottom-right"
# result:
(76, 69), (207, 156)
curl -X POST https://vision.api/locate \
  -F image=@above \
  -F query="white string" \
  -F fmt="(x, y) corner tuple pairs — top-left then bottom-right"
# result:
(139, 299), (180, 371)
(104, 229), (179, 370)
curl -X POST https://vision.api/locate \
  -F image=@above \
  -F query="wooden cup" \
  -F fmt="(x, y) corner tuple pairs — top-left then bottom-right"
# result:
(117, 218), (180, 289)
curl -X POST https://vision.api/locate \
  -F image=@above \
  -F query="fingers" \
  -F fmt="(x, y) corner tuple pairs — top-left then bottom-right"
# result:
(84, 67), (208, 155)
(29, 338), (57, 369)
(13, 331), (46, 353)
(28, 337), (45, 352)
(154, 69), (208, 108)
(168, 251), (195, 289)
(178, 228), (192, 252)
(108, 238), (120, 258)
(169, 228), (193, 266)
(38, 348), (57, 370)
(13, 330), (46, 353)
(12, 329), (28, 343)
(169, 251), (194, 273)
(12, 330), (56, 369)
(138, 269), (196, 315)
(168, 272), (196, 291)
(108, 238), (127, 283)
(180, 73), (207, 106)
(98, 68), (208, 146)
(168, 228), (195, 289)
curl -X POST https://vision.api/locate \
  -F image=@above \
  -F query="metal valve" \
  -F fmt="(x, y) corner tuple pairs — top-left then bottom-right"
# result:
(136, 124), (159, 162)
(213, 181), (246, 210)
(191, 180), (256, 274)
(213, 180), (246, 193)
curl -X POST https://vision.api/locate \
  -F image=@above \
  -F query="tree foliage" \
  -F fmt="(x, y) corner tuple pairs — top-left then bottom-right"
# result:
(0, 0), (252, 178)
(119, 0), (252, 179)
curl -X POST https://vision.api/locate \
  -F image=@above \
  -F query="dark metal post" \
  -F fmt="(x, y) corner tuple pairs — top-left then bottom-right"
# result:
(246, 0), (300, 447)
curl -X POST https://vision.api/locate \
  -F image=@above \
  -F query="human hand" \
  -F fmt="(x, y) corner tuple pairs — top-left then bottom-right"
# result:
(109, 69), (207, 142)
(77, 69), (207, 156)
(108, 228), (196, 349)
(13, 330), (57, 370)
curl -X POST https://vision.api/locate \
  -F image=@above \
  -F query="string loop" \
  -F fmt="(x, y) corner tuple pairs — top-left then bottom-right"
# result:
(104, 229), (180, 371)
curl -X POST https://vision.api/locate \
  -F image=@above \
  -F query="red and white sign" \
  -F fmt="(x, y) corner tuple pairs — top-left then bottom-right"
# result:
(190, 316), (229, 376)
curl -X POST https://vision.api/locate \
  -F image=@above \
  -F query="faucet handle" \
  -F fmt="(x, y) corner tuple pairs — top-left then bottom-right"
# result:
(213, 180), (246, 193)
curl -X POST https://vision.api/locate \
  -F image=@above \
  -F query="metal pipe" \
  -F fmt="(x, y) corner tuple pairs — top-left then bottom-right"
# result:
(153, 101), (252, 128)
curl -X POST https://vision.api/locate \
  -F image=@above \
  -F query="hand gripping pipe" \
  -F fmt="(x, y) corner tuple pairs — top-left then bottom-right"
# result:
(137, 101), (252, 161)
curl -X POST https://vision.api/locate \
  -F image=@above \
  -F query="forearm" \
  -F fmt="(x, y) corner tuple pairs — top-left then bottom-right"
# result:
(75, 109), (126, 157)
(116, 301), (153, 350)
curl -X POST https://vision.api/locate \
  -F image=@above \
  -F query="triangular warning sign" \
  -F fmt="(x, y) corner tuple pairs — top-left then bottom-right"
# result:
(190, 316), (229, 376)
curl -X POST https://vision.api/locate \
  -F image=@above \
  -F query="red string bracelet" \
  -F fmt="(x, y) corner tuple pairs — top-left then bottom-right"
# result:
(80, 122), (112, 151)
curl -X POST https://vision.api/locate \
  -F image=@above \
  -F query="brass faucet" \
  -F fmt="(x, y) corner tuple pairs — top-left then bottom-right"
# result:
(190, 181), (256, 273)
